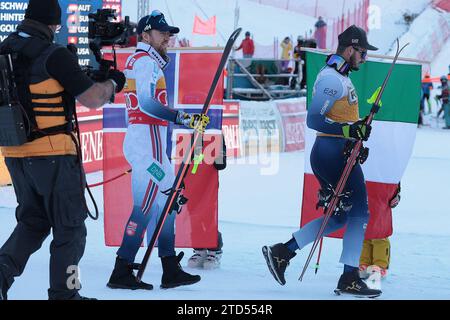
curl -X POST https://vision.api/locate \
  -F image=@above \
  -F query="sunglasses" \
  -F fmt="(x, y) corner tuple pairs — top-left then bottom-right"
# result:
(352, 46), (367, 59)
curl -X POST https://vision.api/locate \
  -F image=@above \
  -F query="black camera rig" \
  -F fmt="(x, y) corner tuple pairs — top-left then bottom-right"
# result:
(84, 8), (135, 82)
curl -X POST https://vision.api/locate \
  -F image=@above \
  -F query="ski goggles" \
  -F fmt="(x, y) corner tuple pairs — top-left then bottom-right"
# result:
(326, 54), (350, 74)
(352, 46), (368, 59)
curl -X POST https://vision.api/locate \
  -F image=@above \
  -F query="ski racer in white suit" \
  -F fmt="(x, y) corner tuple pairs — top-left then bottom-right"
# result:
(107, 11), (209, 290)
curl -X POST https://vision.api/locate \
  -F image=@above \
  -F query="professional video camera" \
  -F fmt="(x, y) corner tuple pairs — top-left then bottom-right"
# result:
(83, 8), (136, 82)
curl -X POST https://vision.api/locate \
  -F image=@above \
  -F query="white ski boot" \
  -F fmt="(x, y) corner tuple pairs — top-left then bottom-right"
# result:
(187, 249), (207, 268)
(365, 265), (385, 291)
(203, 250), (222, 270)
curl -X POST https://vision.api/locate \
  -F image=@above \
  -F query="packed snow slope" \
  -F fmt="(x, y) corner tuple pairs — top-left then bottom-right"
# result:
(0, 127), (449, 300)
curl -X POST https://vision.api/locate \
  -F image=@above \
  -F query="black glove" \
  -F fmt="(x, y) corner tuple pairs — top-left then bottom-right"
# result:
(107, 69), (126, 93)
(342, 118), (372, 141)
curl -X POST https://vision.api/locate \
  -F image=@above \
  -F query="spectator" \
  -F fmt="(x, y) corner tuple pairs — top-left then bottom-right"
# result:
(359, 183), (401, 290)
(280, 36), (293, 72)
(421, 74), (433, 115)
(235, 31), (255, 58)
(290, 36), (304, 89)
(314, 16), (327, 49)
(187, 136), (227, 270)
(436, 75), (449, 129)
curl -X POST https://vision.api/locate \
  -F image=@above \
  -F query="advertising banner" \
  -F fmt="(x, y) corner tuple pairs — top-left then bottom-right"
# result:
(222, 100), (240, 157)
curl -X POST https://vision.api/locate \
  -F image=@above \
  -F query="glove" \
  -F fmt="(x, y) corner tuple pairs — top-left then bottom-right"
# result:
(342, 118), (371, 141)
(389, 183), (401, 208)
(175, 111), (209, 133)
(107, 69), (126, 93)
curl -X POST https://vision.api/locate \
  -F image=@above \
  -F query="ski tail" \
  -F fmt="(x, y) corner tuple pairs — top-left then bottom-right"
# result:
(136, 28), (242, 282)
(298, 39), (409, 282)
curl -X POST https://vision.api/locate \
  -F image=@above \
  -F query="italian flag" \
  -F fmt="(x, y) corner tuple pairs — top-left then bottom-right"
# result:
(300, 51), (421, 239)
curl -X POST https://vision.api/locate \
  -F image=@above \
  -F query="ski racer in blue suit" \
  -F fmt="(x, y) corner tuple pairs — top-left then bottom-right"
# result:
(263, 25), (383, 298)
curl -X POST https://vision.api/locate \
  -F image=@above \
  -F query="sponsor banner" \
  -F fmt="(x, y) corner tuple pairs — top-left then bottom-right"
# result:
(238, 99), (307, 156)
(222, 100), (240, 157)
(276, 98), (306, 152)
(79, 119), (103, 172)
(239, 101), (281, 156)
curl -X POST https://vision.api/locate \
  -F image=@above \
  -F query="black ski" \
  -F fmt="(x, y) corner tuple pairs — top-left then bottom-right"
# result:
(136, 28), (242, 282)
(298, 39), (409, 282)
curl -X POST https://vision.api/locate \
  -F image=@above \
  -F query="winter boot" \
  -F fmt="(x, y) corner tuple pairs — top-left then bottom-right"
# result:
(262, 243), (296, 285)
(187, 249), (208, 268)
(161, 252), (201, 289)
(107, 256), (153, 290)
(334, 269), (382, 298)
(203, 250), (223, 270)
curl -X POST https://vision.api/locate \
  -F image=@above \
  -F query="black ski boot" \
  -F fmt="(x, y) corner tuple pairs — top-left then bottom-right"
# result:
(160, 252), (201, 289)
(334, 269), (382, 298)
(262, 243), (296, 285)
(107, 256), (153, 290)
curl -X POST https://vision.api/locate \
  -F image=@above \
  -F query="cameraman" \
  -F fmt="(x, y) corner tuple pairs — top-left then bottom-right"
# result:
(0, 0), (125, 300)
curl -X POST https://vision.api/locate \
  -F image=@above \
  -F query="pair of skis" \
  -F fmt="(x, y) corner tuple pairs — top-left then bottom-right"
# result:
(135, 28), (242, 282)
(299, 39), (409, 281)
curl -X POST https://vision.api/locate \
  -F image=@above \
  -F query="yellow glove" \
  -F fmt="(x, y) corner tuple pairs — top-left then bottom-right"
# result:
(176, 111), (210, 133)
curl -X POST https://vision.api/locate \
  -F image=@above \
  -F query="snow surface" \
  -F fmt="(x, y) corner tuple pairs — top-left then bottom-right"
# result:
(1, 127), (450, 300)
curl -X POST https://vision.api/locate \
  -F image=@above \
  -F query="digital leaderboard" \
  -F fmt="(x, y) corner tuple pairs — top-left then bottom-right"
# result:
(0, 0), (122, 67)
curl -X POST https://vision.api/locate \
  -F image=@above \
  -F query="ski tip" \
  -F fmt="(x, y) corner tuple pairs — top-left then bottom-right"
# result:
(232, 28), (242, 40)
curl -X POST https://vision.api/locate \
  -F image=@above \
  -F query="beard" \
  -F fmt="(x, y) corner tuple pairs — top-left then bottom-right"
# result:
(155, 43), (169, 62)
(350, 52), (360, 71)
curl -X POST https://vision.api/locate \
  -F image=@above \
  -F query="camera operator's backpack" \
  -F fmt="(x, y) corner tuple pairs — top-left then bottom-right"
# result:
(0, 32), (73, 146)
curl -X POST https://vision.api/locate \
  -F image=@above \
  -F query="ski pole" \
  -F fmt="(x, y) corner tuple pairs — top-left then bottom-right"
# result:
(314, 237), (324, 275)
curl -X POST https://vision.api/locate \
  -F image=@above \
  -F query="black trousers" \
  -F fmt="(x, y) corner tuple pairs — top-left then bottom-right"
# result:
(0, 155), (87, 300)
